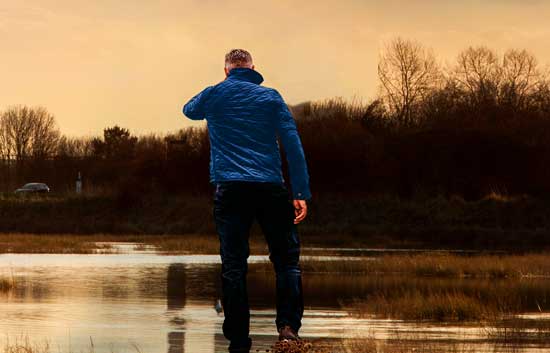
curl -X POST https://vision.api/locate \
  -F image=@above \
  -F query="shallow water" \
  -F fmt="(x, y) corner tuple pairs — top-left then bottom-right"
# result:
(1, 245), (549, 353)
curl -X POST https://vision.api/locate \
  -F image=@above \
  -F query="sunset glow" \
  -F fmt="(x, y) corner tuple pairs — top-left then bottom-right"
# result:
(1, 0), (549, 135)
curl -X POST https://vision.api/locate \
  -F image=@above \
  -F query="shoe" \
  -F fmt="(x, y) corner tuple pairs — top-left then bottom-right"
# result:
(278, 325), (301, 341)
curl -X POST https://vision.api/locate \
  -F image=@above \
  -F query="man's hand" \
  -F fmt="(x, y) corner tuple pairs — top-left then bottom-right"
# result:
(293, 200), (308, 224)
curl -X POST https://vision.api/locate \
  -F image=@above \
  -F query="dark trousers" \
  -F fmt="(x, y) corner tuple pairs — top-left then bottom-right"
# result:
(213, 181), (304, 350)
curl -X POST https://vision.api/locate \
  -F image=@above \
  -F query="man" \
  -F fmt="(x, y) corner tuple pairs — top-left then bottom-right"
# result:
(182, 49), (311, 353)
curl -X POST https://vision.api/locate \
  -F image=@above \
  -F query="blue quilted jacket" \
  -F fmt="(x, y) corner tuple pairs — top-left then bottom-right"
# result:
(182, 67), (311, 200)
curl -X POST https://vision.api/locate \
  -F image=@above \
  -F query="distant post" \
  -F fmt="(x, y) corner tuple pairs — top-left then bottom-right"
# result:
(76, 172), (82, 194)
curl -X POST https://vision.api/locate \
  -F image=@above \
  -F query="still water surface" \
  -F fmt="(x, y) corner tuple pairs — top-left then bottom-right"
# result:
(1, 244), (549, 353)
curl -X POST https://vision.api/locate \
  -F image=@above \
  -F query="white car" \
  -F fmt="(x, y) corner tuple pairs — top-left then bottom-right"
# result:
(14, 183), (50, 194)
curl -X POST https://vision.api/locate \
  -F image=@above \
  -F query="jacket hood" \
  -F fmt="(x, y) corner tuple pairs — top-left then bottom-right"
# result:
(227, 67), (264, 85)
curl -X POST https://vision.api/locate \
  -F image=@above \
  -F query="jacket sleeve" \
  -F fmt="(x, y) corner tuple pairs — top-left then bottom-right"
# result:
(182, 86), (214, 120)
(273, 90), (312, 200)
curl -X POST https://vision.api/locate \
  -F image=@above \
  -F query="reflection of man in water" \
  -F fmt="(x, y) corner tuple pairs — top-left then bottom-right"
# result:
(167, 264), (186, 353)
(183, 49), (312, 353)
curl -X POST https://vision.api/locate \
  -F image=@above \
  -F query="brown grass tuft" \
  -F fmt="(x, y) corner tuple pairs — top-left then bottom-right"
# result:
(0, 276), (14, 292)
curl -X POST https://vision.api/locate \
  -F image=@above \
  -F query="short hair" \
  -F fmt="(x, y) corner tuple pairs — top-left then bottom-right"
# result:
(225, 49), (253, 69)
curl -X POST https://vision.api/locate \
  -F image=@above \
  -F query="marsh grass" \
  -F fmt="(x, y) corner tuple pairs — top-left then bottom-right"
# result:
(0, 233), (216, 254)
(0, 233), (116, 253)
(351, 291), (497, 321)
(2, 336), (51, 353)
(0, 232), (333, 255)
(0, 233), (267, 254)
(341, 276), (550, 321)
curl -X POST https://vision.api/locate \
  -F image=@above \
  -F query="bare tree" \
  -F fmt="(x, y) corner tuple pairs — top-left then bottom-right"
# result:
(453, 46), (502, 106)
(30, 107), (60, 159)
(0, 121), (12, 160)
(378, 37), (441, 127)
(57, 136), (94, 158)
(451, 47), (548, 114)
(0, 105), (60, 161)
(501, 49), (542, 110)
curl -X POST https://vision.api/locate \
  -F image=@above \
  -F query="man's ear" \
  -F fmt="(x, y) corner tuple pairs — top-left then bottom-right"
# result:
(251, 64), (255, 70)
(224, 67), (230, 77)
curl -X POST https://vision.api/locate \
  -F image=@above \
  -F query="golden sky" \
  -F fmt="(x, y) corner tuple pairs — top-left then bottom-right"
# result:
(1, 0), (549, 136)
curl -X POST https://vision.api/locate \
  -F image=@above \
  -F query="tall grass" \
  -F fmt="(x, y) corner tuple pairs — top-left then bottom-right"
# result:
(352, 291), (499, 321)
(342, 276), (550, 321)
(0, 233), (265, 254)
(2, 337), (50, 353)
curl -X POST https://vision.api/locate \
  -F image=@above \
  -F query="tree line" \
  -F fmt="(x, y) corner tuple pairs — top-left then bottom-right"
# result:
(1, 38), (550, 200)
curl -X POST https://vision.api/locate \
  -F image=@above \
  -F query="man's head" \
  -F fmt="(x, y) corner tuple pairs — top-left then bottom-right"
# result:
(224, 49), (254, 76)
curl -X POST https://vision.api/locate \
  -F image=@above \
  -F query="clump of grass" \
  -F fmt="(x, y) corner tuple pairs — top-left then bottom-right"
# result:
(0, 276), (14, 292)
(338, 275), (550, 321)
(373, 254), (515, 278)
(2, 336), (51, 353)
(352, 291), (495, 321)
(1, 335), (144, 353)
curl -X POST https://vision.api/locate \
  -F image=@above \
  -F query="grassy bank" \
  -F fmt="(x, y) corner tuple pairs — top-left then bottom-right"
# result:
(0, 233), (117, 253)
(0, 233), (260, 254)
(1, 192), (550, 250)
